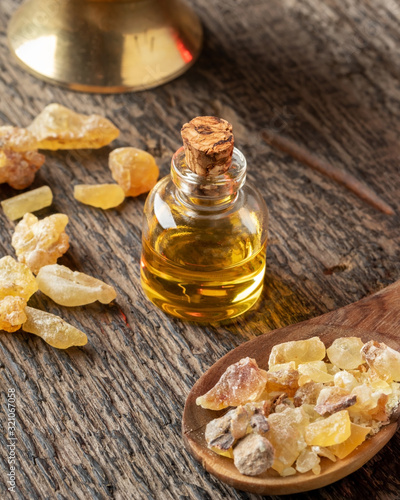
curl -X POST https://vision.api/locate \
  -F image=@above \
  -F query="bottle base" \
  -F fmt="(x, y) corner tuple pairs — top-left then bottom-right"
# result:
(140, 236), (267, 323)
(141, 277), (264, 323)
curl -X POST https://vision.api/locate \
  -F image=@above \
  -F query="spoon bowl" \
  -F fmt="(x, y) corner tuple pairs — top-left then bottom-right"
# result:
(182, 281), (400, 494)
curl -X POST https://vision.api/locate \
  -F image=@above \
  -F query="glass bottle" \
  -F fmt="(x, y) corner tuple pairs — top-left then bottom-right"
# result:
(140, 117), (268, 322)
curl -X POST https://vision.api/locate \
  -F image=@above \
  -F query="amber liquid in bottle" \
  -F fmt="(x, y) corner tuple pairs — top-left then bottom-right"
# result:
(141, 228), (266, 322)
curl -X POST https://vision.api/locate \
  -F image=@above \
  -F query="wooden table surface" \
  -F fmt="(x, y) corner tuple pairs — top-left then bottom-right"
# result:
(1, 1), (399, 499)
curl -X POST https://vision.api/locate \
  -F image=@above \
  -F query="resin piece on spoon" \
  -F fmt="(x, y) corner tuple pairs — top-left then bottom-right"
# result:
(269, 337), (326, 368)
(196, 357), (268, 410)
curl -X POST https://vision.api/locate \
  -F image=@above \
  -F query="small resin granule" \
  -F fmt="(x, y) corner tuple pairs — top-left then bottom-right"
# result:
(0, 126), (45, 189)
(1, 186), (53, 221)
(327, 337), (365, 370)
(74, 184), (125, 209)
(0, 256), (38, 333)
(0, 296), (27, 332)
(0, 256), (38, 301)
(109, 147), (159, 197)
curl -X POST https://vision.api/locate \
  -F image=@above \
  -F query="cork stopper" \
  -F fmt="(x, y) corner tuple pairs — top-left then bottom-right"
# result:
(181, 116), (234, 176)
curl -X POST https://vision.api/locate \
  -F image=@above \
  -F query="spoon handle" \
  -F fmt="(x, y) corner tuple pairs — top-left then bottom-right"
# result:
(308, 280), (400, 343)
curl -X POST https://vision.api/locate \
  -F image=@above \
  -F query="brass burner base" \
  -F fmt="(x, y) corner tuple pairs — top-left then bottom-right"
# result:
(7, 0), (203, 93)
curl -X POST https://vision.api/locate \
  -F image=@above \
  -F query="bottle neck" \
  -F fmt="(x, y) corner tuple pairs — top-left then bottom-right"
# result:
(171, 146), (247, 208)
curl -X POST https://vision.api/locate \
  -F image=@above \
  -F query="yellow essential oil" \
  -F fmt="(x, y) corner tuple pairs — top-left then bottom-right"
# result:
(140, 117), (268, 322)
(141, 231), (267, 322)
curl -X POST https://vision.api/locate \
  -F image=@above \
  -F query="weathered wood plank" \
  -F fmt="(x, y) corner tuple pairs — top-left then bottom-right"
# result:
(0, 0), (399, 499)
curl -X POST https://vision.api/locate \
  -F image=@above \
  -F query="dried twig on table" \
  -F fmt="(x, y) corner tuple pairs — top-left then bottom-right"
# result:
(262, 130), (395, 215)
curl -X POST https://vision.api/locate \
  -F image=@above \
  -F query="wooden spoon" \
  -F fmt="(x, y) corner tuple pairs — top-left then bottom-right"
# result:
(182, 281), (400, 495)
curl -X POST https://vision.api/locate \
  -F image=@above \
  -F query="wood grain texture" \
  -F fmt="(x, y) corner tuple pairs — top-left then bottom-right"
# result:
(183, 281), (400, 495)
(0, 0), (399, 499)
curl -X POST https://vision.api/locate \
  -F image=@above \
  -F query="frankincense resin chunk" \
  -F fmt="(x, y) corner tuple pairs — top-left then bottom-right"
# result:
(294, 381), (324, 407)
(267, 406), (309, 474)
(205, 410), (236, 455)
(305, 410), (351, 447)
(109, 147), (159, 197)
(268, 361), (296, 372)
(0, 256), (38, 301)
(269, 337), (326, 368)
(0, 126), (45, 189)
(27, 103), (119, 150)
(314, 386), (357, 416)
(12, 213), (69, 274)
(311, 445), (337, 462)
(204, 402), (270, 457)
(0, 256), (37, 333)
(1, 186), (53, 221)
(0, 125), (38, 152)
(196, 357), (268, 410)
(327, 337), (365, 370)
(36, 264), (116, 306)
(74, 184), (125, 209)
(349, 383), (386, 417)
(266, 368), (299, 396)
(295, 448), (320, 474)
(328, 423), (371, 459)
(0, 296), (27, 332)
(333, 370), (358, 392)
(361, 340), (400, 382)
(233, 433), (275, 476)
(23, 306), (87, 348)
(298, 361), (334, 385)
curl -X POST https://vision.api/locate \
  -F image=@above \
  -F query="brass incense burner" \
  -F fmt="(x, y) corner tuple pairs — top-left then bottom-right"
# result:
(7, 0), (203, 93)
